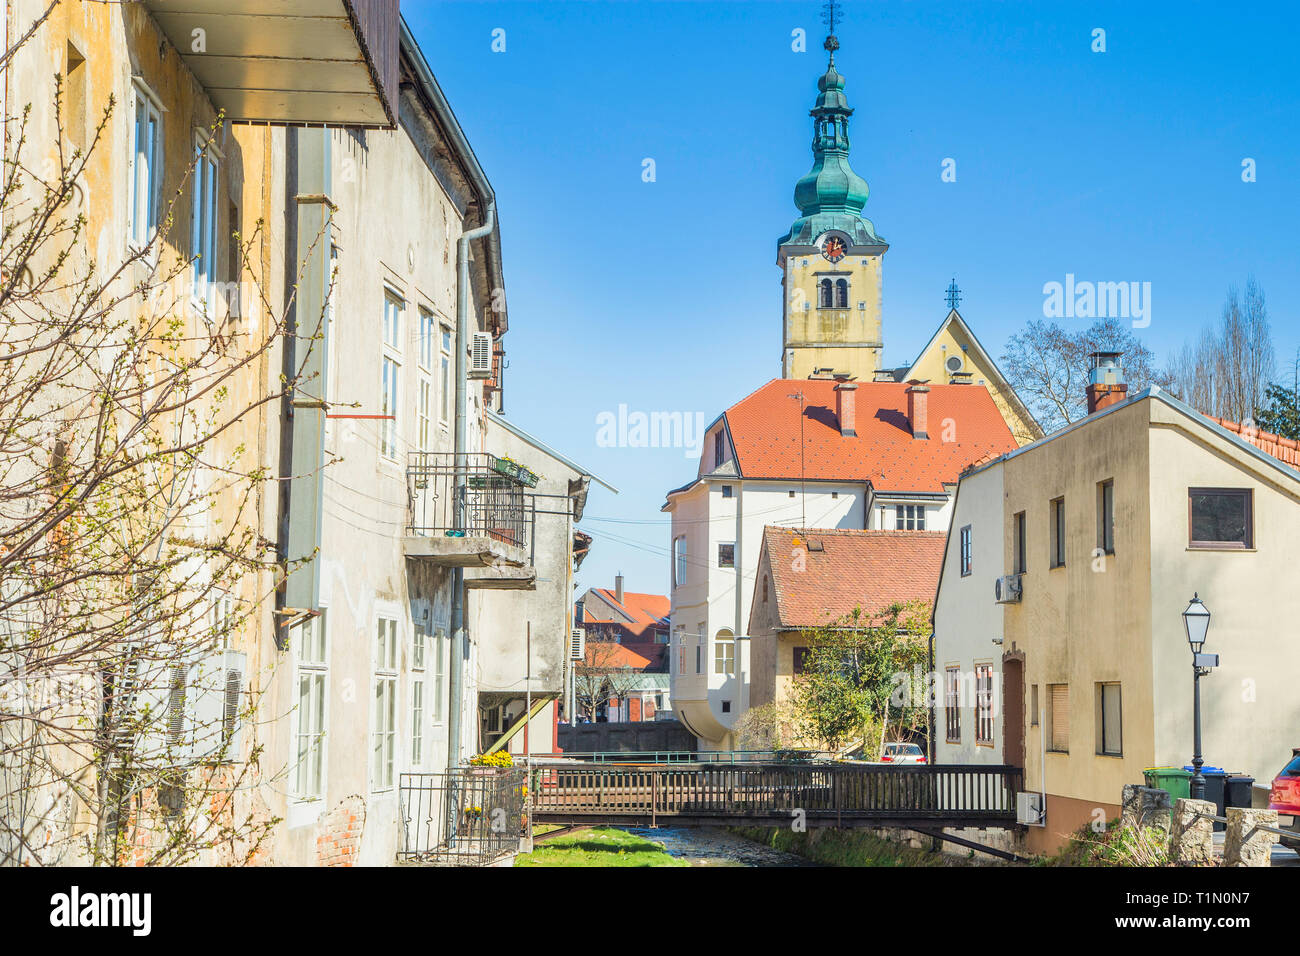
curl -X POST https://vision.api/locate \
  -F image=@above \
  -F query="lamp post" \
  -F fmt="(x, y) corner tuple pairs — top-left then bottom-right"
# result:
(1182, 593), (1215, 801)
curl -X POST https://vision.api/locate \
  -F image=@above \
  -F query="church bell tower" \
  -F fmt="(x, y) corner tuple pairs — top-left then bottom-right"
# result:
(779, 8), (888, 381)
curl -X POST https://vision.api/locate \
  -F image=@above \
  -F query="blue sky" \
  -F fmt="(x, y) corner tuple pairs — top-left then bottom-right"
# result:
(404, 0), (1300, 597)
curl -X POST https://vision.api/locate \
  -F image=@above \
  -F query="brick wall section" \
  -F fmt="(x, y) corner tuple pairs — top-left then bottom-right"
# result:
(316, 795), (366, 866)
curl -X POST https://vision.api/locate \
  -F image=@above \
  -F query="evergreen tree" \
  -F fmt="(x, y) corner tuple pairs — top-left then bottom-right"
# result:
(1256, 352), (1300, 440)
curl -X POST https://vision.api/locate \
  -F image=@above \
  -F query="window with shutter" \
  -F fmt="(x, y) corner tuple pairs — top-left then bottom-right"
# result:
(1014, 512), (1027, 573)
(944, 667), (961, 742)
(1048, 683), (1069, 752)
(1099, 683), (1122, 756)
(975, 664), (995, 744)
(1050, 497), (1066, 568)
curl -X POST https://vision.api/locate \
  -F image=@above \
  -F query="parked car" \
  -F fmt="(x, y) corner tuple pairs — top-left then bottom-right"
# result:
(880, 742), (927, 764)
(1269, 747), (1300, 851)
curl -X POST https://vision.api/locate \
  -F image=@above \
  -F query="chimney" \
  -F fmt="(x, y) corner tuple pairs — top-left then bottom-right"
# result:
(834, 382), (858, 437)
(906, 384), (930, 440)
(614, 572), (625, 605)
(1086, 351), (1128, 414)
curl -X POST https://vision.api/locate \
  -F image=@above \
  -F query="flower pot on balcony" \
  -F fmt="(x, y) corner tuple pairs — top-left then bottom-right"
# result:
(490, 457), (539, 488)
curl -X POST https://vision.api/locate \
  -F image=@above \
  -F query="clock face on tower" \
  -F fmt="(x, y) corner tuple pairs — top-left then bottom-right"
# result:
(821, 235), (847, 263)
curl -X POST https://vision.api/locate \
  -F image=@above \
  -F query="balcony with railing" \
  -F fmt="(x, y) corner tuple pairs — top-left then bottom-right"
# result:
(404, 453), (537, 577)
(140, 0), (399, 127)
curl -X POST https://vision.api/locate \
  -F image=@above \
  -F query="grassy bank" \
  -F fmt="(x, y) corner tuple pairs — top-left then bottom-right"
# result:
(514, 827), (689, 868)
(730, 826), (977, 867)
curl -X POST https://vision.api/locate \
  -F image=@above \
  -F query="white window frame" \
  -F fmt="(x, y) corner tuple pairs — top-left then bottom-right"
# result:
(190, 131), (220, 318)
(895, 504), (926, 531)
(371, 616), (399, 791)
(714, 635), (735, 676)
(128, 80), (164, 250)
(438, 324), (452, 426)
(432, 625), (447, 724)
(417, 307), (436, 452)
(380, 290), (404, 461)
(291, 612), (329, 805)
(411, 625), (426, 767)
(673, 536), (687, 588)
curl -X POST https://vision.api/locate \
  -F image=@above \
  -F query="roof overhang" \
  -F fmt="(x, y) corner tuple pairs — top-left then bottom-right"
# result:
(140, 0), (399, 127)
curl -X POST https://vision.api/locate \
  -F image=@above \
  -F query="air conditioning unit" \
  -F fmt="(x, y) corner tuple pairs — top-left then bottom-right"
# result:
(469, 331), (493, 379)
(1017, 791), (1045, 826)
(994, 574), (1023, 604)
(189, 650), (246, 763)
(570, 628), (585, 661)
(104, 656), (193, 769)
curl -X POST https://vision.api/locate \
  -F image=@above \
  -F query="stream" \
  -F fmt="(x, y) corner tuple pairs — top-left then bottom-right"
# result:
(626, 826), (817, 867)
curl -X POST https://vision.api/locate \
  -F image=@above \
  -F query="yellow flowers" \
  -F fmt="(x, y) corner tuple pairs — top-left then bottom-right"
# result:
(469, 751), (514, 768)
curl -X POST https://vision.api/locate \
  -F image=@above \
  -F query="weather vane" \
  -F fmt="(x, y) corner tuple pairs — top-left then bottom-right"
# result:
(822, 0), (842, 57)
(945, 278), (962, 311)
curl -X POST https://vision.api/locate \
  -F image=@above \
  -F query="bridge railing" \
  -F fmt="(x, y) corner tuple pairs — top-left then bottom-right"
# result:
(531, 763), (1023, 824)
(549, 750), (807, 765)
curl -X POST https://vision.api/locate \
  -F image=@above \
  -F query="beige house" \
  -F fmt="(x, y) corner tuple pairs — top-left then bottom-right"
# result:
(749, 527), (946, 718)
(935, 361), (1300, 853)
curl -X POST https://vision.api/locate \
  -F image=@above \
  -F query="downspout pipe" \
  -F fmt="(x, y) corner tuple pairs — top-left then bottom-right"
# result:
(446, 201), (496, 770)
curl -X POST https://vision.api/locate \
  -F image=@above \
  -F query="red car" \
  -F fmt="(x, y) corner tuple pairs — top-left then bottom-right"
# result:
(1269, 748), (1300, 851)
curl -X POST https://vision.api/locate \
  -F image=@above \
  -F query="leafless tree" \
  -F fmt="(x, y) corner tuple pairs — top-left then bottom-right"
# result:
(1000, 315), (1170, 434)
(573, 641), (645, 723)
(0, 22), (325, 865)
(1167, 278), (1276, 423)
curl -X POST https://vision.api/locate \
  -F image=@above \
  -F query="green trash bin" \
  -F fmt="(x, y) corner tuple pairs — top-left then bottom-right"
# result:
(1143, 767), (1192, 801)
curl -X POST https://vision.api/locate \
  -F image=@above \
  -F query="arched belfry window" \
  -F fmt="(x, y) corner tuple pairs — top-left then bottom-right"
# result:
(835, 278), (849, 308)
(818, 278), (833, 309)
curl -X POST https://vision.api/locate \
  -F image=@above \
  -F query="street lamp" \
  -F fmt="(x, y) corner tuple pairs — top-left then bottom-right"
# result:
(1182, 593), (1217, 801)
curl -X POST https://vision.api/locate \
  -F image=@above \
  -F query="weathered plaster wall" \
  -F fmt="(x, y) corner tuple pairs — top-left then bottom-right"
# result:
(782, 250), (883, 380)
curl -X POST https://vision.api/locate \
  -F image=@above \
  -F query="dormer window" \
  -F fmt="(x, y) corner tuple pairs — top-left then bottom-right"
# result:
(713, 430), (727, 468)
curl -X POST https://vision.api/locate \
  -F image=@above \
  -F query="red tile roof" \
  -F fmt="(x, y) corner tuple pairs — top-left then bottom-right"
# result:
(583, 589), (670, 640)
(620, 641), (668, 672)
(1204, 415), (1300, 469)
(583, 642), (653, 670)
(720, 379), (1018, 493)
(758, 527), (947, 629)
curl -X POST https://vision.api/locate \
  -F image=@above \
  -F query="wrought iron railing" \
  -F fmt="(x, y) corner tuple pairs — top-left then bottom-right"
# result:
(398, 768), (528, 865)
(406, 452), (536, 557)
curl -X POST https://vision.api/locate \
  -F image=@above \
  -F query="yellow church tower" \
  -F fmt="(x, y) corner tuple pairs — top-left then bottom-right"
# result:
(778, 19), (886, 382)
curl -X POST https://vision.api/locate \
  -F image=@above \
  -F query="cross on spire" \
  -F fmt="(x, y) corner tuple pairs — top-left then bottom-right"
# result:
(822, 0), (841, 35)
(822, 0), (842, 59)
(945, 278), (962, 311)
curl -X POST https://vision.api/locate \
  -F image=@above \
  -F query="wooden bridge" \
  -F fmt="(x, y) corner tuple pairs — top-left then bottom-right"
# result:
(530, 762), (1023, 830)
